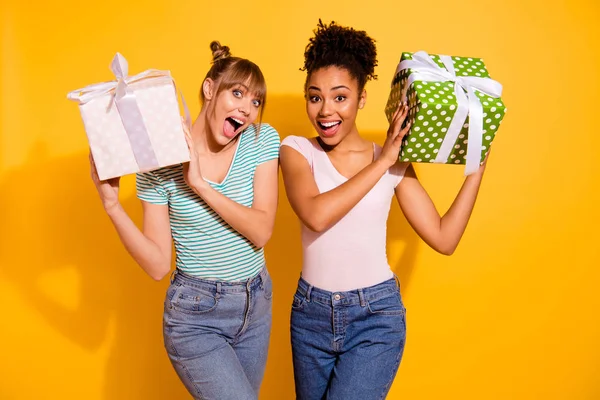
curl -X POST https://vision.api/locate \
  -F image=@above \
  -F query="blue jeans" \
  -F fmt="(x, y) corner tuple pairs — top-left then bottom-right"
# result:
(163, 267), (272, 400)
(291, 276), (407, 400)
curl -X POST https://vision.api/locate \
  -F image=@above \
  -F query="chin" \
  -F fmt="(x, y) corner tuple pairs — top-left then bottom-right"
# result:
(316, 127), (351, 147)
(317, 133), (341, 146)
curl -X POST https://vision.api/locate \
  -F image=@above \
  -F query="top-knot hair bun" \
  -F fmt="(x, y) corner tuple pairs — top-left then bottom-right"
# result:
(210, 41), (232, 63)
(302, 20), (378, 92)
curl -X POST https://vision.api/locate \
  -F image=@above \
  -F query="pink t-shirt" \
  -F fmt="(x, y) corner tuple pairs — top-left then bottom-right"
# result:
(281, 135), (409, 292)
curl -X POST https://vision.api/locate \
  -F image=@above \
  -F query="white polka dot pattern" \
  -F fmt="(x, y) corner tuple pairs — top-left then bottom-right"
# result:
(74, 75), (190, 181)
(385, 52), (507, 165)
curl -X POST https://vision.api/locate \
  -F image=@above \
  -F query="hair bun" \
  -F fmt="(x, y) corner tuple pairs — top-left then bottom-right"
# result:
(210, 41), (232, 63)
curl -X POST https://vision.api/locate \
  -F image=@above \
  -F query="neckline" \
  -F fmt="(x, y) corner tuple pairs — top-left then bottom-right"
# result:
(313, 137), (377, 181)
(202, 133), (243, 186)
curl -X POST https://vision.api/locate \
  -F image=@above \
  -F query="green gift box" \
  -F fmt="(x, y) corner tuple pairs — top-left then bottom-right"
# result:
(385, 51), (507, 175)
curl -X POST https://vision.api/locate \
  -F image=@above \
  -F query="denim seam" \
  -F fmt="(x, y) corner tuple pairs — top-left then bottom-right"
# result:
(234, 285), (253, 342)
(379, 345), (404, 400)
(166, 331), (205, 399)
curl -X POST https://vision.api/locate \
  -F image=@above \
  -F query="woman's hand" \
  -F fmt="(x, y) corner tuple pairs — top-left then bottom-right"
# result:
(89, 152), (120, 211)
(379, 102), (412, 168)
(181, 118), (207, 193)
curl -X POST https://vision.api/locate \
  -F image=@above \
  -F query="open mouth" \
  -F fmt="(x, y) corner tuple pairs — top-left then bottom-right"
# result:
(228, 117), (244, 131)
(317, 120), (341, 137)
(224, 117), (245, 138)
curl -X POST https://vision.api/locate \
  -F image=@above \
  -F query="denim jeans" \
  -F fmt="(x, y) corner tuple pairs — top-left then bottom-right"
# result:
(163, 267), (272, 400)
(290, 276), (406, 400)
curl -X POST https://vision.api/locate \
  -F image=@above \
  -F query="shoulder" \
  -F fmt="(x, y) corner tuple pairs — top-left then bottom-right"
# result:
(370, 143), (410, 186)
(247, 123), (280, 144)
(281, 135), (315, 150)
(390, 160), (411, 187)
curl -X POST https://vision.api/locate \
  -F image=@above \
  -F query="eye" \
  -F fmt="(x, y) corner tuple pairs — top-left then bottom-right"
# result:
(252, 99), (261, 107)
(335, 95), (346, 102)
(309, 95), (321, 103)
(233, 89), (243, 98)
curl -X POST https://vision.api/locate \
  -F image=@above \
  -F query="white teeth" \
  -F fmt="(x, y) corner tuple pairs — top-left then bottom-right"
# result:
(231, 117), (244, 125)
(320, 121), (340, 128)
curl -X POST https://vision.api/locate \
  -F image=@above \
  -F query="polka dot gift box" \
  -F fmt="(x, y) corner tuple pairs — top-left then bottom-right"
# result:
(67, 53), (191, 181)
(385, 51), (507, 175)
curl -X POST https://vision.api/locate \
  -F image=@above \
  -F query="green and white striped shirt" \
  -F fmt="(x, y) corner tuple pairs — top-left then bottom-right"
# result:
(136, 123), (280, 281)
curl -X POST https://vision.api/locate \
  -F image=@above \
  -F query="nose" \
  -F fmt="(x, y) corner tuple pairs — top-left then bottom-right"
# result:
(238, 98), (253, 116)
(319, 99), (334, 117)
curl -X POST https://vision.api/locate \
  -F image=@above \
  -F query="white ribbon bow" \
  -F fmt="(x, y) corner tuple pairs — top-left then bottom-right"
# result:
(68, 53), (191, 171)
(396, 51), (503, 175)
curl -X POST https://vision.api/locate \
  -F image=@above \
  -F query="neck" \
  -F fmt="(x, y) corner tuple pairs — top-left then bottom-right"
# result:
(191, 108), (238, 155)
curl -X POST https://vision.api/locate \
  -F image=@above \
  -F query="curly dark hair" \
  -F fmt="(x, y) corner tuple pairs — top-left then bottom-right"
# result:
(302, 20), (378, 93)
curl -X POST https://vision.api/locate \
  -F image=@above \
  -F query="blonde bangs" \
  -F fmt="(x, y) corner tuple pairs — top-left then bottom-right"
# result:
(218, 59), (267, 106)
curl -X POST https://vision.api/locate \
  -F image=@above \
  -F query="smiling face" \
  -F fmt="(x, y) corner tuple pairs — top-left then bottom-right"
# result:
(203, 79), (263, 146)
(305, 66), (366, 146)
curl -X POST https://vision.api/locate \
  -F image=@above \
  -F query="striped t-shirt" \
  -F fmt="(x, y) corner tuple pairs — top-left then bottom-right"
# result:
(136, 123), (280, 281)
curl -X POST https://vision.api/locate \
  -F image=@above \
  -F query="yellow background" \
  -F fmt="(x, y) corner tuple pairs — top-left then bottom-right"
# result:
(1, 0), (599, 398)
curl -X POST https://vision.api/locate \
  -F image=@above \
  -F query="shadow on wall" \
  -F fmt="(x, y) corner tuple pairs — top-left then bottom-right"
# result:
(0, 94), (419, 400)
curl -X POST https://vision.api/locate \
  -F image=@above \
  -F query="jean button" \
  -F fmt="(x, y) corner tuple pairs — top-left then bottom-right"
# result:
(333, 294), (341, 301)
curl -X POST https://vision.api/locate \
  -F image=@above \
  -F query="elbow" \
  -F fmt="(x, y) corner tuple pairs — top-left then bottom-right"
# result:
(303, 215), (329, 233)
(438, 247), (455, 256)
(251, 228), (274, 249)
(148, 263), (172, 281)
(150, 272), (169, 282)
(435, 241), (457, 256)
(305, 221), (326, 233)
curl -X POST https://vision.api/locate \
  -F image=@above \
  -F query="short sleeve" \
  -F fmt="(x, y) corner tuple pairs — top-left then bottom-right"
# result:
(136, 171), (168, 205)
(280, 135), (314, 169)
(390, 161), (410, 188)
(257, 124), (281, 164)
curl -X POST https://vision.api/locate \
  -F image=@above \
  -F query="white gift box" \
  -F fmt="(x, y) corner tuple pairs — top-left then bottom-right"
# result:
(68, 53), (190, 180)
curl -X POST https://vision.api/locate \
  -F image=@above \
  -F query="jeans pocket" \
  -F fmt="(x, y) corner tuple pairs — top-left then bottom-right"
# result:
(169, 284), (219, 315)
(291, 291), (306, 311)
(366, 291), (405, 316)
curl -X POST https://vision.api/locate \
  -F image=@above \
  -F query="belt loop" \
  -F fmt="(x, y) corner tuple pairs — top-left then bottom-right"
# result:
(394, 274), (401, 289)
(169, 269), (177, 284)
(306, 285), (313, 302)
(358, 288), (366, 307)
(216, 282), (222, 299)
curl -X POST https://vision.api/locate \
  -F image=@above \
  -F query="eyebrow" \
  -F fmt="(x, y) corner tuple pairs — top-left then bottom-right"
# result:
(307, 85), (351, 92)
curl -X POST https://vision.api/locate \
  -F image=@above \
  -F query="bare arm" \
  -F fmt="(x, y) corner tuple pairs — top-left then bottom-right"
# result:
(281, 103), (412, 233)
(395, 161), (486, 255)
(188, 158), (279, 248)
(105, 201), (173, 280)
(90, 154), (172, 281)
(280, 146), (389, 232)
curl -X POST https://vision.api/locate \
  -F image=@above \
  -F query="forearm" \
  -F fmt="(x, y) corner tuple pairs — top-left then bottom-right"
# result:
(302, 159), (389, 232)
(105, 204), (171, 280)
(439, 169), (485, 253)
(191, 183), (273, 248)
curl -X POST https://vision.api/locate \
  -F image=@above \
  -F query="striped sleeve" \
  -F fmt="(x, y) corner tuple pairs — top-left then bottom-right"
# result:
(257, 124), (281, 164)
(136, 171), (168, 205)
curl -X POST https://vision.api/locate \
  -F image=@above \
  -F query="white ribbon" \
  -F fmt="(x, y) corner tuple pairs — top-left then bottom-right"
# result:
(68, 53), (191, 171)
(395, 51), (503, 175)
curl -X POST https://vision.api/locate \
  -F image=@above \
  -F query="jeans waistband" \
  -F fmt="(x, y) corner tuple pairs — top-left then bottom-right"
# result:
(296, 275), (400, 306)
(171, 266), (268, 295)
